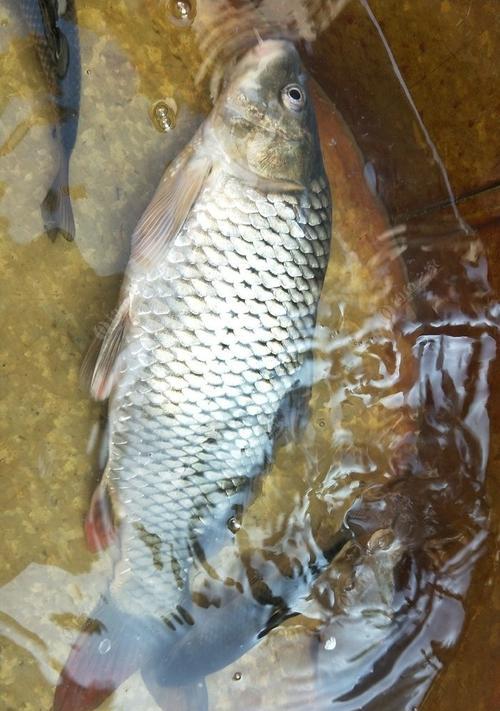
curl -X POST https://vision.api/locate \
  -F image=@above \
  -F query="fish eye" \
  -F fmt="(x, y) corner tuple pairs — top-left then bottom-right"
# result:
(281, 84), (306, 112)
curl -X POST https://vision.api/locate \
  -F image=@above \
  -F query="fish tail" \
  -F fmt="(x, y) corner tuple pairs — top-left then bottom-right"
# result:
(41, 156), (75, 241)
(53, 596), (156, 711)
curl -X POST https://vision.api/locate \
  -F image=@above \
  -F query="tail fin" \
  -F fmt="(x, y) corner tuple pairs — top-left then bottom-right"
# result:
(41, 157), (75, 241)
(53, 597), (153, 711)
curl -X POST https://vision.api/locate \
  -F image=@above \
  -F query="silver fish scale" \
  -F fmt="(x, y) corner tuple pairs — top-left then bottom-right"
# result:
(108, 169), (331, 619)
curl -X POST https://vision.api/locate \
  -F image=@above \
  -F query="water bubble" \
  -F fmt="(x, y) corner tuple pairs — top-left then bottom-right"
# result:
(343, 576), (355, 592)
(324, 636), (337, 651)
(174, 0), (189, 18)
(227, 516), (241, 534)
(98, 638), (111, 655)
(168, 0), (196, 27)
(233, 671), (242, 681)
(151, 100), (177, 133)
(367, 528), (395, 552)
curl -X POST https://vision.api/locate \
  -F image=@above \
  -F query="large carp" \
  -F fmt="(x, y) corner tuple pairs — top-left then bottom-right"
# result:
(55, 39), (336, 711)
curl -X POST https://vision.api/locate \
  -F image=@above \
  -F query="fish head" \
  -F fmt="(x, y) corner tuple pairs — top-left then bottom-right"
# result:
(209, 39), (321, 190)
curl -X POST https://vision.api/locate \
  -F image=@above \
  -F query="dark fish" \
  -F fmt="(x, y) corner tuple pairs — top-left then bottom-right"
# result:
(19, 1), (80, 240)
(54, 39), (337, 710)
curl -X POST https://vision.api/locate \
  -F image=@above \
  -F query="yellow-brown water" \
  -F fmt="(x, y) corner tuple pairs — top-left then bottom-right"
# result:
(1, 1), (499, 710)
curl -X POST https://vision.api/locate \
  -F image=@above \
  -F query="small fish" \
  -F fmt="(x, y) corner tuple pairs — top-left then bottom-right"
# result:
(54, 39), (335, 710)
(19, 1), (80, 240)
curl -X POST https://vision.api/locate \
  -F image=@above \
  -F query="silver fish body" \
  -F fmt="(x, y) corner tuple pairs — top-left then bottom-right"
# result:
(55, 39), (333, 711)
(109, 168), (331, 619)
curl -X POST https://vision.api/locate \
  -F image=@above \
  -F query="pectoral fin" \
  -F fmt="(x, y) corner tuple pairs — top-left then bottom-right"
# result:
(81, 297), (130, 401)
(82, 135), (211, 401)
(130, 148), (212, 268)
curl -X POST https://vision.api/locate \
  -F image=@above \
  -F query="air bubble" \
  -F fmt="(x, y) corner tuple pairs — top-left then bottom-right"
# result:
(227, 516), (241, 534)
(168, 0), (196, 27)
(324, 636), (337, 651)
(233, 671), (242, 681)
(367, 528), (395, 552)
(151, 99), (177, 133)
(98, 638), (111, 655)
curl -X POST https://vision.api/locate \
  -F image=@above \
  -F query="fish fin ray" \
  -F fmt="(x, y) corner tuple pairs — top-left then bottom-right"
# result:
(53, 598), (151, 711)
(41, 157), (75, 241)
(80, 335), (101, 394)
(130, 151), (212, 267)
(84, 480), (116, 553)
(82, 298), (130, 401)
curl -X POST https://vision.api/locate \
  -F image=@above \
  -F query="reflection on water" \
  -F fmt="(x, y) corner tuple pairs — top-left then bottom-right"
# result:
(0, 1), (498, 710)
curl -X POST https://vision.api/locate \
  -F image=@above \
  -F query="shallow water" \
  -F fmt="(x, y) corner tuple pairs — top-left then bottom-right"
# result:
(1, 1), (499, 710)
